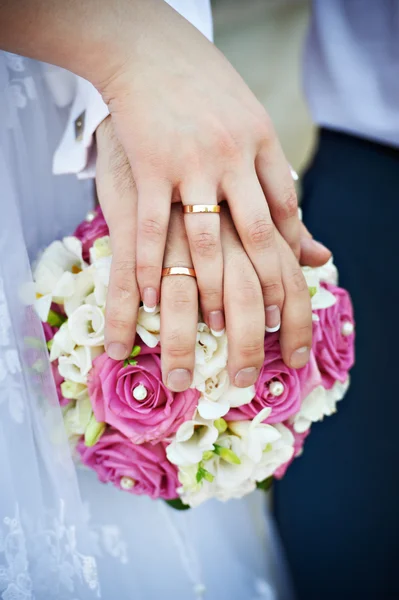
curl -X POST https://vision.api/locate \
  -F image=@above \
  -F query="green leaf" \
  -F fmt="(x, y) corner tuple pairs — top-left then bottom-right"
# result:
(256, 477), (273, 491)
(165, 498), (191, 511)
(47, 309), (67, 328)
(196, 465), (214, 484)
(130, 345), (141, 358)
(308, 286), (318, 298)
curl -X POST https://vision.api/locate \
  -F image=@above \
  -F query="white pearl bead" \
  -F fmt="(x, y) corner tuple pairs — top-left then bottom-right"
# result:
(120, 476), (135, 490)
(269, 381), (284, 397)
(341, 321), (354, 336)
(85, 210), (96, 223)
(133, 384), (148, 401)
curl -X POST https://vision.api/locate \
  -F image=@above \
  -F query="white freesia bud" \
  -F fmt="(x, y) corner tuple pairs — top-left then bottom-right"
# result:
(313, 257), (338, 285)
(133, 384), (148, 401)
(58, 345), (103, 384)
(33, 237), (86, 320)
(291, 385), (329, 433)
(229, 408), (281, 463)
(136, 306), (160, 348)
(192, 324), (228, 387)
(60, 380), (87, 400)
(68, 305), (105, 347)
(166, 413), (219, 466)
(324, 378), (349, 416)
(302, 266), (337, 310)
(197, 368), (255, 420)
(252, 423), (295, 482)
(63, 394), (93, 438)
(89, 236), (112, 262)
(64, 268), (95, 317)
(50, 322), (75, 362)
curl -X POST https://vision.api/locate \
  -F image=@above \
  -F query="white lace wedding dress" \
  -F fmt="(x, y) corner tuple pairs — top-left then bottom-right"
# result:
(0, 53), (294, 600)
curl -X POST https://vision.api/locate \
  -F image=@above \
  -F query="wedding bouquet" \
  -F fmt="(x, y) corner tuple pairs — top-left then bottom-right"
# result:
(33, 208), (355, 508)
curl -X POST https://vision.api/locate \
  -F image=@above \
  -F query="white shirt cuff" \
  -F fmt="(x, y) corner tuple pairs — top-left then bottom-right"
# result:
(53, 77), (109, 178)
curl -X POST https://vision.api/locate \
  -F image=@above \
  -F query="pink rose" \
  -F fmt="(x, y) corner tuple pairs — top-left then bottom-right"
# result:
(52, 361), (68, 406)
(74, 207), (109, 262)
(88, 351), (199, 444)
(274, 424), (310, 479)
(78, 429), (179, 500)
(314, 283), (355, 389)
(227, 333), (322, 424)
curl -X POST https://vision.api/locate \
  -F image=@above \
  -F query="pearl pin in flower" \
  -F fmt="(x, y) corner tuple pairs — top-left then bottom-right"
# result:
(85, 210), (96, 223)
(133, 384), (148, 401)
(120, 476), (135, 490)
(341, 321), (354, 337)
(269, 381), (284, 397)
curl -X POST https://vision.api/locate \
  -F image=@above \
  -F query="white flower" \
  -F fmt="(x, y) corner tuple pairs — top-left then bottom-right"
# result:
(64, 268), (95, 316)
(229, 408), (282, 463)
(291, 385), (329, 433)
(197, 369), (255, 420)
(192, 324), (228, 387)
(166, 413), (219, 466)
(58, 345), (103, 384)
(324, 378), (350, 416)
(302, 266), (336, 310)
(33, 237), (86, 320)
(68, 305), (105, 347)
(252, 423), (295, 482)
(91, 255), (112, 307)
(50, 322), (75, 361)
(314, 257), (338, 285)
(89, 236), (112, 262)
(178, 433), (256, 507)
(136, 306), (160, 348)
(63, 393), (93, 438)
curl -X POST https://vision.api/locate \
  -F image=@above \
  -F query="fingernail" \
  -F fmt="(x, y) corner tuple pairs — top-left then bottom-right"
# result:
(234, 367), (258, 388)
(143, 287), (157, 313)
(265, 305), (281, 333)
(107, 342), (128, 361)
(209, 310), (225, 337)
(290, 346), (310, 369)
(167, 369), (192, 392)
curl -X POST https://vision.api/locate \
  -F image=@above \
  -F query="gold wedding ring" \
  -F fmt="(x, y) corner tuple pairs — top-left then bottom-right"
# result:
(162, 267), (196, 278)
(183, 204), (220, 214)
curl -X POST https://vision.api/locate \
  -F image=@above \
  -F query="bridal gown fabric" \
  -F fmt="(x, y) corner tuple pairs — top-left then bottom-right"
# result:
(0, 54), (294, 600)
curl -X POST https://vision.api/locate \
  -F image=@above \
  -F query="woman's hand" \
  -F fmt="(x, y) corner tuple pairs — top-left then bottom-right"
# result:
(96, 117), (329, 389)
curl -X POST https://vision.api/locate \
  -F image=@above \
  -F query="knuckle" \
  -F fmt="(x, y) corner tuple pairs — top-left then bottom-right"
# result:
(239, 337), (264, 360)
(163, 279), (194, 311)
(141, 217), (166, 242)
(246, 218), (275, 250)
(106, 314), (132, 333)
(235, 279), (261, 306)
(261, 280), (283, 299)
(275, 187), (298, 221)
(215, 129), (242, 161)
(191, 231), (218, 257)
(113, 258), (136, 274)
(287, 266), (308, 294)
(200, 287), (221, 303)
(112, 282), (137, 301)
(165, 343), (193, 360)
